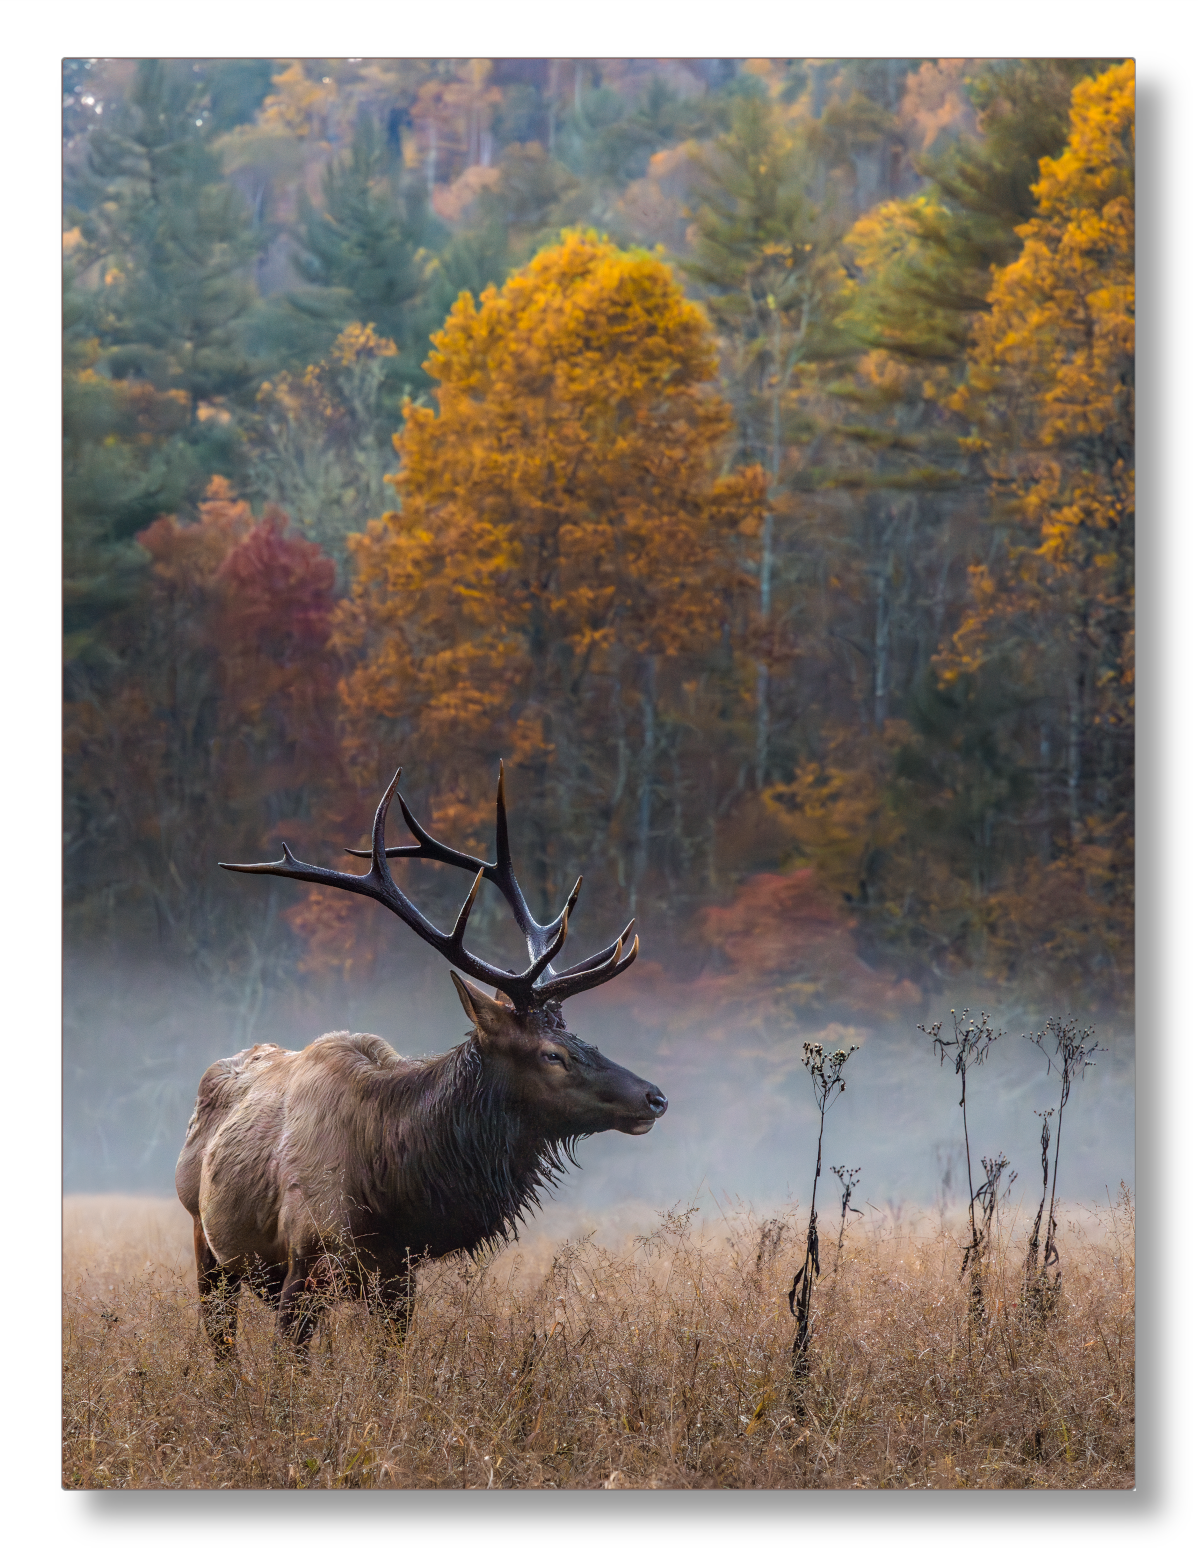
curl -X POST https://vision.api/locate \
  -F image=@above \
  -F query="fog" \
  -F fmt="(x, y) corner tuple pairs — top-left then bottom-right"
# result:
(64, 948), (1133, 1233)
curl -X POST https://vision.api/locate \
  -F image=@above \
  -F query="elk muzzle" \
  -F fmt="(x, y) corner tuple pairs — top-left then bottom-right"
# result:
(601, 1061), (668, 1135)
(623, 1085), (669, 1135)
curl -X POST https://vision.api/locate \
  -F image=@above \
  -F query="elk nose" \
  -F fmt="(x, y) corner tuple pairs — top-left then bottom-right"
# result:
(646, 1089), (668, 1117)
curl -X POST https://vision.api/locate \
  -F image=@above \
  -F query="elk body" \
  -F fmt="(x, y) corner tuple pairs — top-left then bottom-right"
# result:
(176, 766), (666, 1358)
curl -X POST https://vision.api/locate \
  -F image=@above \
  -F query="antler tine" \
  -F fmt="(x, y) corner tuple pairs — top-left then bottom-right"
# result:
(449, 868), (485, 945)
(370, 768), (404, 880)
(347, 761), (553, 964)
(540, 930), (639, 1005)
(491, 760), (554, 955)
(580, 921), (635, 972)
(495, 760), (512, 871)
(395, 789), (491, 873)
(343, 788), (489, 871)
(517, 875), (582, 979)
(220, 770), (541, 1005)
(226, 761), (643, 1013)
(543, 916), (634, 982)
(521, 899), (570, 988)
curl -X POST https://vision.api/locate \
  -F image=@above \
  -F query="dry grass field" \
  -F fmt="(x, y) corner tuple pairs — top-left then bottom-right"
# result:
(62, 1191), (1134, 1490)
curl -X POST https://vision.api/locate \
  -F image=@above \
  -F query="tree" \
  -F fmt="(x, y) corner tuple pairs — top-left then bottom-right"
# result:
(65, 479), (346, 995)
(249, 322), (402, 585)
(61, 57), (1133, 1015)
(748, 60), (1133, 1008)
(428, 141), (581, 296)
(63, 55), (265, 687)
(844, 59), (1119, 363)
(68, 60), (262, 417)
(282, 113), (444, 395)
(63, 56), (275, 883)
(685, 94), (849, 788)
(332, 231), (764, 936)
(935, 60), (1134, 1003)
(62, 322), (190, 678)
(557, 74), (715, 184)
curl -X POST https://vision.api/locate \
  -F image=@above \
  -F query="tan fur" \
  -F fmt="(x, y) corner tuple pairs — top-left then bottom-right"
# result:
(175, 1001), (667, 1356)
(178, 1033), (428, 1273)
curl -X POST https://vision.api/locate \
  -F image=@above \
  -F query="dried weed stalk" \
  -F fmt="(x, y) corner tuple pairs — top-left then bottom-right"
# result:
(920, 1009), (1005, 1334)
(1022, 1017), (1105, 1322)
(831, 1166), (862, 1273)
(973, 1153), (1015, 1277)
(787, 1041), (857, 1408)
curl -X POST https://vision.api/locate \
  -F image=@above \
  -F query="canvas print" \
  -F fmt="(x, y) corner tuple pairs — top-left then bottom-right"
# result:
(63, 56), (1134, 1489)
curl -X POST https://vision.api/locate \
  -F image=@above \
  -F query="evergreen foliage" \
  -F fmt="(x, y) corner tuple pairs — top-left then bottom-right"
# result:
(281, 114), (445, 395)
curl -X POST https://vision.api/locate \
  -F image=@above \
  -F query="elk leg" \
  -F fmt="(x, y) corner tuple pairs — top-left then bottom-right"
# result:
(277, 1251), (321, 1351)
(245, 1256), (286, 1311)
(194, 1218), (241, 1360)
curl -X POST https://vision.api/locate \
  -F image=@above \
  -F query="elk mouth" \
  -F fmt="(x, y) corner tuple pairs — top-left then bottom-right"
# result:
(616, 1088), (667, 1134)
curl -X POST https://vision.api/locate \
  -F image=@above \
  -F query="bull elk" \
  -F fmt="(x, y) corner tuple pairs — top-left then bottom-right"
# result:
(175, 764), (666, 1358)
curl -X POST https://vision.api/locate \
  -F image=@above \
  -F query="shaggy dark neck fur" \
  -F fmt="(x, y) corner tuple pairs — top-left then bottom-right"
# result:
(383, 1033), (591, 1256)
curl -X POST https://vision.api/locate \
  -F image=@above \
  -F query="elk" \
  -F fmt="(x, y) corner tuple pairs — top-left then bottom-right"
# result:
(175, 764), (666, 1358)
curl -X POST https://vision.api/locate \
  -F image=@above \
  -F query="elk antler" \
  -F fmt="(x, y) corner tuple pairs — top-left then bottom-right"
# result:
(219, 765), (638, 1012)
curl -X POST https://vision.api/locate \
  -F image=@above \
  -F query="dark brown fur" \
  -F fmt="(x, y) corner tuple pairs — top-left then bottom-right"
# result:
(176, 985), (666, 1358)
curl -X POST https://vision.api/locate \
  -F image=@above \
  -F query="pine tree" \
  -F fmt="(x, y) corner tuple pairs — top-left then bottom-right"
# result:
(845, 59), (1118, 361)
(685, 94), (850, 788)
(69, 59), (263, 412)
(63, 59), (266, 700)
(281, 114), (443, 397)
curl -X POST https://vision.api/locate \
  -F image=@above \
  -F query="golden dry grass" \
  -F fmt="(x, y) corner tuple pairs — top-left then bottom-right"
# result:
(62, 1191), (1134, 1490)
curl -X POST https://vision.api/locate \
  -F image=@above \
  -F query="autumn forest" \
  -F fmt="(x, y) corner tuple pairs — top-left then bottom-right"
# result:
(62, 58), (1134, 1184)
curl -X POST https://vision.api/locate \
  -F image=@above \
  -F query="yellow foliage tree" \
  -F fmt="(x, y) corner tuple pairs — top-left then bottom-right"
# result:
(259, 60), (337, 141)
(939, 60), (1134, 999)
(333, 231), (765, 925)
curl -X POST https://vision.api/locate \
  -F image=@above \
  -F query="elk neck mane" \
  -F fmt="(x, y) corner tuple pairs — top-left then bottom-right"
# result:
(382, 1027), (593, 1255)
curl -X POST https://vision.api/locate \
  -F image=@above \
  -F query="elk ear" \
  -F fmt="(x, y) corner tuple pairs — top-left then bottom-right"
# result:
(450, 971), (519, 1049)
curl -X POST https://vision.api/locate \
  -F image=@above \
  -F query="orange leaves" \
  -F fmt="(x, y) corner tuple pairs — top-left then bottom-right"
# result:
(951, 61), (1134, 466)
(259, 60), (336, 141)
(330, 321), (398, 366)
(918, 63), (1135, 1007)
(1031, 63), (1134, 227)
(137, 476), (253, 589)
(764, 727), (906, 905)
(693, 868), (921, 1024)
(337, 232), (764, 813)
(136, 475), (345, 848)
(285, 887), (381, 981)
(418, 230), (720, 442)
(978, 816), (1134, 1008)
(940, 63), (1134, 698)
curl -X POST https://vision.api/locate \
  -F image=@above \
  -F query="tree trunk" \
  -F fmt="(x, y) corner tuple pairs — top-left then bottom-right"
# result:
(873, 563), (890, 729)
(1067, 667), (1083, 843)
(631, 655), (657, 915)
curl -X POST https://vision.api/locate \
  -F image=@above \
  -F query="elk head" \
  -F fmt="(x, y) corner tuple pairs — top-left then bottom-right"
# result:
(219, 764), (667, 1138)
(450, 973), (666, 1138)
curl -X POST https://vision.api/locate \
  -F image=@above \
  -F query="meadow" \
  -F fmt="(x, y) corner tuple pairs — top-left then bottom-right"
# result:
(62, 1189), (1134, 1490)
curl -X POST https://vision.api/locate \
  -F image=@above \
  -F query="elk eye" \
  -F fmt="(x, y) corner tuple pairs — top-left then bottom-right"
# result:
(542, 1050), (566, 1066)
